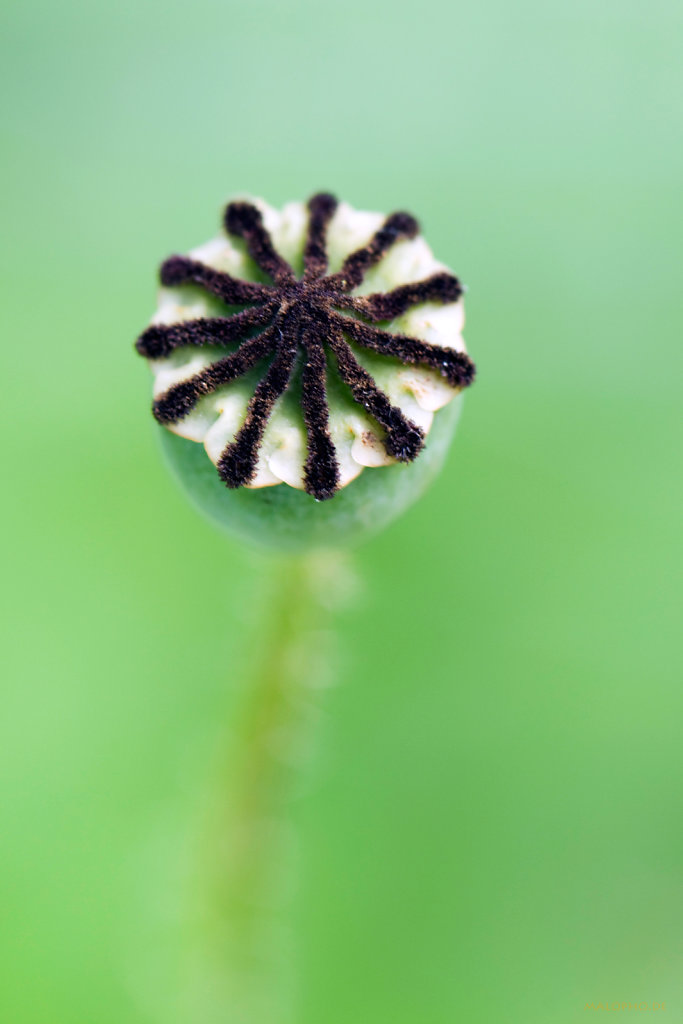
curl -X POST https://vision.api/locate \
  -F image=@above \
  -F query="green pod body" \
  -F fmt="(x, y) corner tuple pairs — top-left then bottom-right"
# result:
(139, 195), (475, 549)
(160, 392), (463, 551)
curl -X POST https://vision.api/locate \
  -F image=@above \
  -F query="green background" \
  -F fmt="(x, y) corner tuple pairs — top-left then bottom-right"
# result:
(2, 0), (681, 1021)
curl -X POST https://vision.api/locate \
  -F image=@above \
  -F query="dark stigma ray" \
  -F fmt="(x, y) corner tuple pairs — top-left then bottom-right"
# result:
(160, 255), (274, 305)
(345, 272), (463, 321)
(217, 323), (298, 488)
(152, 326), (278, 424)
(303, 193), (339, 281)
(329, 311), (476, 389)
(326, 328), (425, 462)
(224, 201), (295, 285)
(326, 211), (420, 292)
(136, 303), (278, 359)
(300, 328), (340, 500)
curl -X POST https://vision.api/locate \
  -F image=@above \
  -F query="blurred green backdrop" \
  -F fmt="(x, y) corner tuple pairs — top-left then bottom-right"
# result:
(2, 0), (681, 1021)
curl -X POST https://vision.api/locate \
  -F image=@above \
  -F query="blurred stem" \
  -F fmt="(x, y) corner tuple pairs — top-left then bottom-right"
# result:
(186, 549), (352, 1024)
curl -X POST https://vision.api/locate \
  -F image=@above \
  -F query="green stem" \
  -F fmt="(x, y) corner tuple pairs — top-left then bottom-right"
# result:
(184, 550), (351, 1024)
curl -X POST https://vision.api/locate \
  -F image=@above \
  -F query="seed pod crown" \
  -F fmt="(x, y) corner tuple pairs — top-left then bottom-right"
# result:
(136, 193), (475, 503)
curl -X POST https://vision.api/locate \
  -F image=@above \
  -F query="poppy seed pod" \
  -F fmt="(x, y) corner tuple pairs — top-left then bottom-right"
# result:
(136, 193), (475, 550)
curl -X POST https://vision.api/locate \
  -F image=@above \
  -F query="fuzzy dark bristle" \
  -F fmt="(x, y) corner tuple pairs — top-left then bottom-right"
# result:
(152, 328), (277, 424)
(136, 304), (276, 359)
(304, 192), (339, 282)
(137, 192), (475, 497)
(224, 201), (294, 285)
(159, 255), (272, 305)
(224, 201), (263, 235)
(327, 211), (421, 292)
(351, 272), (462, 321)
(217, 324), (297, 487)
(330, 312), (475, 389)
(327, 328), (425, 462)
(300, 329), (340, 500)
